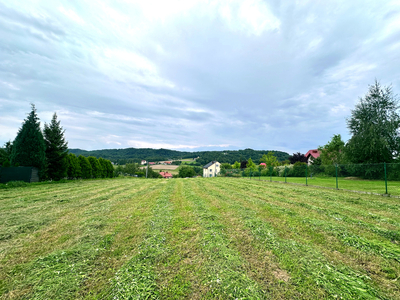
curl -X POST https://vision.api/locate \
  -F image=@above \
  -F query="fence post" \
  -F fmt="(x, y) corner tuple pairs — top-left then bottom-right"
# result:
(384, 162), (388, 194)
(306, 164), (308, 186)
(270, 166), (272, 182)
(335, 164), (338, 190)
(285, 166), (287, 183)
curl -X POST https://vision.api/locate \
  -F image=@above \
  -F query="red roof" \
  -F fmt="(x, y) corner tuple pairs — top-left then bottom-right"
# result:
(305, 149), (321, 159)
(159, 172), (173, 178)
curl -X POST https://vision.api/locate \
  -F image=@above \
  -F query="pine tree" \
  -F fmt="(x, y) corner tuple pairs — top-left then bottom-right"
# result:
(44, 113), (68, 180)
(11, 104), (46, 176)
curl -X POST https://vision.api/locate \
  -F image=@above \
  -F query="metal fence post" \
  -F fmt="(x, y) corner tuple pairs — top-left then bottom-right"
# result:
(270, 166), (272, 182)
(335, 164), (338, 190)
(306, 164), (308, 186)
(384, 162), (388, 194)
(285, 166), (287, 183)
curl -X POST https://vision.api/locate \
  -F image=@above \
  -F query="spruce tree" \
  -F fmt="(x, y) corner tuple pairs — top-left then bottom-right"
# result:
(43, 113), (69, 180)
(11, 104), (46, 176)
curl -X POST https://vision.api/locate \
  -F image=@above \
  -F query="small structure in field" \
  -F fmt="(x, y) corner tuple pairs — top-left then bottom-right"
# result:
(0, 167), (39, 183)
(149, 162), (155, 165)
(203, 161), (220, 177)
(305, 149), (321, 165)
(159, 171), (173, 178)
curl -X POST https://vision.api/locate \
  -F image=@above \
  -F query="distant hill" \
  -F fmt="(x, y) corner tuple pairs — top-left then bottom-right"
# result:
(68, 148), (290, 165)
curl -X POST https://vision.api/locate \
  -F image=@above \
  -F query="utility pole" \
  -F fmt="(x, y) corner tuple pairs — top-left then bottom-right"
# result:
(146, 162), (149, 178)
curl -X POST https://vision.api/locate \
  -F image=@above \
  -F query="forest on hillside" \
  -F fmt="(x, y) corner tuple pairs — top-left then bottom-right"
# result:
(69, 148), (289, 165)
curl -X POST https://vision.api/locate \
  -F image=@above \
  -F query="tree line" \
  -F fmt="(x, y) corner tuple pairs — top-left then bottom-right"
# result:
(69, 147), (289, 166)
(0, 105), (114, 181)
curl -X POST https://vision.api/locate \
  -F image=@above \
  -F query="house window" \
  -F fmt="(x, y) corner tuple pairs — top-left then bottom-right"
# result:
(209, 174), (212, 177)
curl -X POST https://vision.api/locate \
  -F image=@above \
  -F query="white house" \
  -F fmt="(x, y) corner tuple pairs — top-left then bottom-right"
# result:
(203, 161), (220, 177)
(305, 149), (321, 165)
(141, 160), (147, 165)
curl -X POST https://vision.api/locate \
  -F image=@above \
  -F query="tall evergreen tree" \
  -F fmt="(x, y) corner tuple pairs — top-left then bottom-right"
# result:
(105, 160), (114, 178)
(98, 157), (108, 178)
(88, 156), (102, 178)
(44, 113), (69, 180)
(10, 104), (46, 176)
(78, 155), (92, 179)
(66, 153), (81, 179)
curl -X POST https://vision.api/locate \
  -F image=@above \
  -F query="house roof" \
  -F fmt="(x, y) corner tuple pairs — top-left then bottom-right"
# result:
(203, 161), (218, 169)
(305, 149), (321, 159)
(159, 172), (173, 178)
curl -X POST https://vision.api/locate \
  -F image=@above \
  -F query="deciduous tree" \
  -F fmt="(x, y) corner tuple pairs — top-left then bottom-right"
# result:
(288, 152), (307, 164)
(260, 152), (279, 167)
(346, 81), (400, 164)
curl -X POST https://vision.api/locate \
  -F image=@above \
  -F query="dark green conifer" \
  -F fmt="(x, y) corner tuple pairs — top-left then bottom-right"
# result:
(10, 104), (46, 177)
(66, 153), (81, 179)
(78, 155), (92, 179)
(44, 113), (68, 180)
(88, 156), (102, 178)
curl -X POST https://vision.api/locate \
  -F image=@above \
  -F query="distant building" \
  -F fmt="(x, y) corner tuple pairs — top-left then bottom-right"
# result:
(141, 160), (147, 165)
(305, 149), (321, 165)
(203, 161), (220, 177)
(159, 171), (173, 178)
(149, 162), (155, 165)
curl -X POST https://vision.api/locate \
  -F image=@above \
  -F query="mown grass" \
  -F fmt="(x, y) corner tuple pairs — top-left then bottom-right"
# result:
(1, 177), (399, 299)
(249, 176), (400, 195)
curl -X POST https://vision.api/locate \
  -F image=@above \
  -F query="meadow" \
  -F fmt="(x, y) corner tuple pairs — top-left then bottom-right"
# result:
(246, 176), (400, 196)
(1, 177), (399, 299)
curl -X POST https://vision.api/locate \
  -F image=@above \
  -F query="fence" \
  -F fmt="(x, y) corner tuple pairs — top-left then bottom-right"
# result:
(0, 167), (39, 183)
(219, 163), (400, 196)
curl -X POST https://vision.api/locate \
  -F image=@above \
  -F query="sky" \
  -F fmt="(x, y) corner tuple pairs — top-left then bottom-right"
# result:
(1, 0), (400, 154)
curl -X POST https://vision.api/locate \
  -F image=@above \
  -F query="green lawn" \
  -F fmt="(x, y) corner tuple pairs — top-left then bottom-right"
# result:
(243, 176), (400, 196)
(1, 177), (399, 299)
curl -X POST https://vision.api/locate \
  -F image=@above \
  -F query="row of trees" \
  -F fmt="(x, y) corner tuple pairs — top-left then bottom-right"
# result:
(0, 105), (114, 181)
(65, 154), (114, 179)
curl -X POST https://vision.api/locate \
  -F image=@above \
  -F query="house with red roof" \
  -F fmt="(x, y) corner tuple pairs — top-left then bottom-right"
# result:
(305, 149), (321, 165)
(159, 171), (173, 178)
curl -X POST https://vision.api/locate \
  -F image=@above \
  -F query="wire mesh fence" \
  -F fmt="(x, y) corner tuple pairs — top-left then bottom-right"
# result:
(219, 163), (400, 196)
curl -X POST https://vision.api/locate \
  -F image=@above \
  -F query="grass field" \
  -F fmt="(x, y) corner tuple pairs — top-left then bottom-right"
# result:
(245, 176), (400, 196)
(1, 177), (400, 299)
(140, 165), (180, 174)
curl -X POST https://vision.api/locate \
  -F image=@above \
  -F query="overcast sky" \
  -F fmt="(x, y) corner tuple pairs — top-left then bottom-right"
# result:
(1, 0), (399, 154)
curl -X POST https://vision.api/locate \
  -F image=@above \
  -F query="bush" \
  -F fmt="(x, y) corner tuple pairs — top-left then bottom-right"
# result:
(288, 162), (307, 177)
(0, 181), (29, 189)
